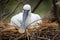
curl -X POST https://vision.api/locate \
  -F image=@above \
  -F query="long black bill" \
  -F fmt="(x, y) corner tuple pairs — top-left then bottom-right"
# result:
(19, 10), (29, 30)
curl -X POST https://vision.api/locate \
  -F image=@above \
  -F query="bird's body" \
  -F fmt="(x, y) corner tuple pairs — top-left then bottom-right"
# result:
(10, 4), (42, 33)
(10, 12), (42, 27)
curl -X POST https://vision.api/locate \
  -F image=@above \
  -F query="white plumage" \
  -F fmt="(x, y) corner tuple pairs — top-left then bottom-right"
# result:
(10, 12), (42, 26)
(10, 4), (42, 33)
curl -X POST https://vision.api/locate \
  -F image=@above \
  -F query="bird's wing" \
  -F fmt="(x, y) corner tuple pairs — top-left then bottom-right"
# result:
(10, 16), (21, 27)
(35, 14), (42, 23)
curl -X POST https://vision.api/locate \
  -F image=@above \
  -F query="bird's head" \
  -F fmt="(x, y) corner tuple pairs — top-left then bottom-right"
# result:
(23, 4), (31, 17)
(23, 4), (31, 10)
(21, 4), (31, 21)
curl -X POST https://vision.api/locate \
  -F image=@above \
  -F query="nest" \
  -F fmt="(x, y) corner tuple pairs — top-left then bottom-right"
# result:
(0, 23), (27, 40)
(26, 20), (60, 40)
(0, 20), (60, 40)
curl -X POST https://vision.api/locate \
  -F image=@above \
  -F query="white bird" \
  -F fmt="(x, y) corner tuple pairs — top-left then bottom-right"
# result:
(10, 4), (42, 33)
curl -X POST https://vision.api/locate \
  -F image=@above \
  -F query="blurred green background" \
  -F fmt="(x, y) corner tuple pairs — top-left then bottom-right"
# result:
(0, 0), (60, 23)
